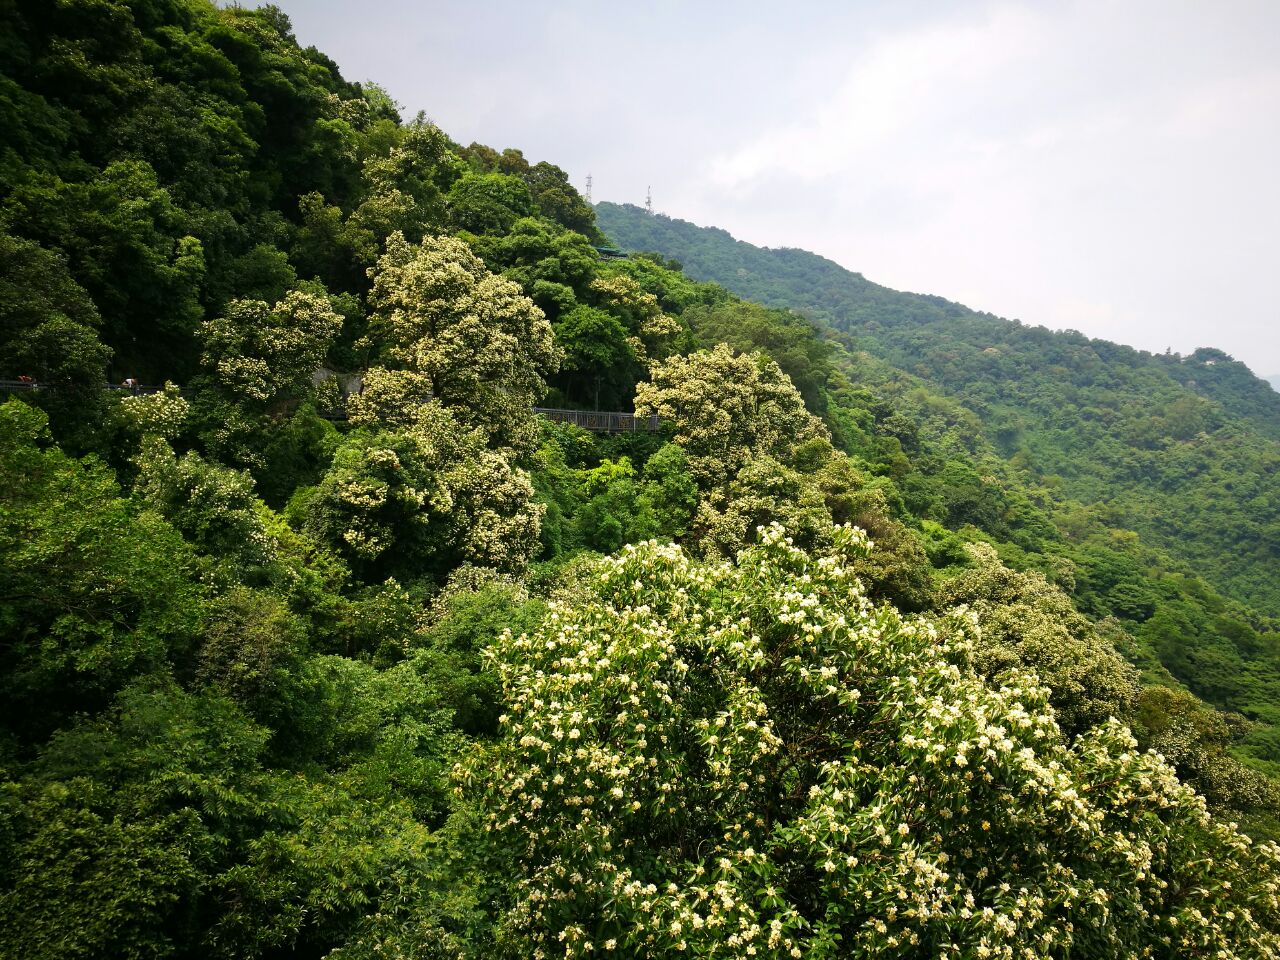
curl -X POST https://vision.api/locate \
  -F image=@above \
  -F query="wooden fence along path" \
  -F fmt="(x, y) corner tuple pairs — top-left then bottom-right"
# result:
(0, 380), (662, 434)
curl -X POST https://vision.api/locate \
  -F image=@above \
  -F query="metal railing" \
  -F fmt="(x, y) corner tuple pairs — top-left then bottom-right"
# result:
(533, 407), (660, 433)
(0, 379), (165, 394)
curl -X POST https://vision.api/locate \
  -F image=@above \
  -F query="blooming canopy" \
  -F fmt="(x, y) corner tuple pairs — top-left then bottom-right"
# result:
(468, 526), (1280, 959)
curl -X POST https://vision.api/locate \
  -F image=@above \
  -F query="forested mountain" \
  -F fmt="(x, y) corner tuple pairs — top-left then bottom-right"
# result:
(2, 2), (1280, 956)
(597, 202), (1280, 618)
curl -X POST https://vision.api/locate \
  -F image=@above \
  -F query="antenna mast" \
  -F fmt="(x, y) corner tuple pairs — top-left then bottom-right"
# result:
(645, 185), (653, 215)
(585, 174), (592, 204)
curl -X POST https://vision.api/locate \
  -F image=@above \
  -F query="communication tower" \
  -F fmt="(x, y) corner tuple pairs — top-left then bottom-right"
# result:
(585, 174), (592, 204)
(645, 186), (653, 215)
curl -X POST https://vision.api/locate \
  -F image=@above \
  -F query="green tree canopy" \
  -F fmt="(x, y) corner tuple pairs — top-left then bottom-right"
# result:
(366, 232), (561, 451)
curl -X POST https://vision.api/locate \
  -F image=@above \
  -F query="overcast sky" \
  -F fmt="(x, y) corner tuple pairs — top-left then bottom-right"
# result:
(271, 0), (1280, 376)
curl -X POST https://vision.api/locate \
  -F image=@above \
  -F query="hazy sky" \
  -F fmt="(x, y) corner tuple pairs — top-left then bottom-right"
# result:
(272, 0), (1280, 376)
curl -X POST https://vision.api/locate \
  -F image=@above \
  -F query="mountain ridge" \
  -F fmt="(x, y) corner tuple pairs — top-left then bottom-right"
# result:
(596, 200), (1280, 617)
(597, 203), (1280, 428)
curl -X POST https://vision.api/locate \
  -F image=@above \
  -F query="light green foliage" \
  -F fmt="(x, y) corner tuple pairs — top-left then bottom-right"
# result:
(197, 586), (306, 712)
(570, 456), (660, 554)
(367, 232), (561, 451)
(200, 291), (343, 407)
(528, 428), (693, 559)
(639, 443), (700, 539)
(413, 568), (546, 737)
(636, 343), (827, 488)
(118, 381), (189, 439)
(553, 304), (638, 410)
(472, 527), (1280, 958)
(940, 543), (1141, 737)
(466, 217), (599, 317)
(447, 172), (534, 235)
(0, 676), (448, 960)
(305, 403), (543, 582)
(133, 438), (277, 577)
(457, 144), (598, 237)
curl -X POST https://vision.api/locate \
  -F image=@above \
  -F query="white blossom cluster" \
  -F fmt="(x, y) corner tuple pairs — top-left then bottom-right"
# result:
(634, 343), (828, 490)
(368, 232), (561, 453)
(118, 381), (188, 438)
(201, 291), (342, 405)
(307, 402), (543, 575)
(466, 524), (1280, 958)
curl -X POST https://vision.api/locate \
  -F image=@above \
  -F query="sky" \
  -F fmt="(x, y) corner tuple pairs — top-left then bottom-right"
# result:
(271, 0), (1280, 376)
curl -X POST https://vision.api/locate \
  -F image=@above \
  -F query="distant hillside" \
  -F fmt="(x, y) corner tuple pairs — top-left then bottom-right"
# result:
(597, 201), (1280, 616)
(1268, 375), (1280, 393)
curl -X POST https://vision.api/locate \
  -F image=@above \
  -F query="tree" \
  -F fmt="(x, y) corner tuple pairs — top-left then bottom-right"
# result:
(589, 274), (683, 363)
(940, 543), (1141, 737)
(305, 402), (543, 583)
(684, 300), (835, 416)
(0, 230), (111, 447)
(199, 290), (343, 409)
(366, 232), (560, 452)
(635, 343), (827, 488)
(468, 527), (1280, 958)
(553, 305), (637, 410)
(3, 160), (205, 378)
(446, 172), (534, 235)
(132, 438), (278, 580)
(466, 217), (600, 319)
(0, 401), (202, 736)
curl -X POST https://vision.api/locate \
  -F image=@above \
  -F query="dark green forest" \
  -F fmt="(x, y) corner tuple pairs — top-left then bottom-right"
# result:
(1, 2), (1279, 956)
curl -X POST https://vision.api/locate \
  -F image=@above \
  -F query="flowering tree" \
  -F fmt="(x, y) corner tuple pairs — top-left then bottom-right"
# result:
(468, 527), (1280, 958)
(588, 274), (683, 362)
(200, 290), (343, 407)
(305, 402), (543, 582)
(939, 543), (1141, 738)
(634, 343), (827, 489)
(118, 382), (189, 439)
(367, 232), (560, 452)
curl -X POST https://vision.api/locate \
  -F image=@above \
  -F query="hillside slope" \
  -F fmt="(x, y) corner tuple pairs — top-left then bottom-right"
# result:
(3, 4), (1280, 953)
(596, 202), (1280, 618)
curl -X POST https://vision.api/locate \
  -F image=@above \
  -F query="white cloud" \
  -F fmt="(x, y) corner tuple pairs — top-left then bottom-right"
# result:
(685, 0), (1280, 371)
(275, 0), (1280, 373)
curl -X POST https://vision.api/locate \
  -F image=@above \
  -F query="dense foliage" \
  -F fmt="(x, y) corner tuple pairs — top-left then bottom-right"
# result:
(1, 2), (1278, 956)
(598, 200), (1280, 783)
(596, 203), (1280, 617)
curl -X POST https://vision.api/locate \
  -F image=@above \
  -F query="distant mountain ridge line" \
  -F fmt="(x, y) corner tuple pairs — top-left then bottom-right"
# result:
(595, 200), (1280, 618)
(594, 201), (1280, 437)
